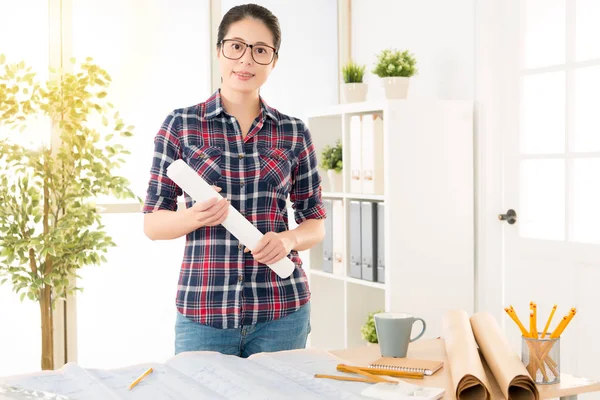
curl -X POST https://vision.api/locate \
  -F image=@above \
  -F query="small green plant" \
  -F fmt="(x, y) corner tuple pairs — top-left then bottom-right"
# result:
(319, 139), (342, 173)
(361, 310), (382, 343)
(342, 61), (366, 83)
(372, 48), (417, 78)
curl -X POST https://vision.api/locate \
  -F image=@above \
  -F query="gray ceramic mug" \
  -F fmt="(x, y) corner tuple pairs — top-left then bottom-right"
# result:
(374, 312), (427, 358)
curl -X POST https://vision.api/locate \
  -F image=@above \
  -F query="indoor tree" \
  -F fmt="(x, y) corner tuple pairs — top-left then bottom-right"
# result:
(0, 54), (139, 370)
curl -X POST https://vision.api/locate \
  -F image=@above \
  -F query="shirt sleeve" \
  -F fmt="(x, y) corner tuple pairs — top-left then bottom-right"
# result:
(142, 111), (183, 214)
(290, 124), (327, 224)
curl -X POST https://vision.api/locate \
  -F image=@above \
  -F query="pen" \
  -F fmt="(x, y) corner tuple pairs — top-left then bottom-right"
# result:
(128, 367), (153, 390)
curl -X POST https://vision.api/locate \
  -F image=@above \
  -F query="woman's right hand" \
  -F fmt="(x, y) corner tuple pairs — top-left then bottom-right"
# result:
(187, 186), (230, 228)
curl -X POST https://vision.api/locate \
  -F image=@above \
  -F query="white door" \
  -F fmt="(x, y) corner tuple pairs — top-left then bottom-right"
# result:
(479, 0), (600, 385)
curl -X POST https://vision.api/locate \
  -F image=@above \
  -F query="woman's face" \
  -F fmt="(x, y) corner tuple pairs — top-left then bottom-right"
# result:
(218, 18), (277, 94)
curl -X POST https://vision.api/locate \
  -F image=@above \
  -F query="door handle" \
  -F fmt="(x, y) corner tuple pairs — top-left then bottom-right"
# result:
(498, 209), (517, 224)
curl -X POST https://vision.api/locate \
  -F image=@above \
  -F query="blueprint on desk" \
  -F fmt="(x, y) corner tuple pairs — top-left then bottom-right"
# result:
(0, 349), (374, 400)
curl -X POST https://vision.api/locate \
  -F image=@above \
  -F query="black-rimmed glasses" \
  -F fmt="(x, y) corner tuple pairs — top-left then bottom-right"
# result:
(219, 39), (277, 65)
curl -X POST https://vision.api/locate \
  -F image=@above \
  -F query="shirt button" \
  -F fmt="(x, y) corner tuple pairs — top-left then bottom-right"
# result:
(238, 243), (243, 250)
(238, 274), (243, 282)
(238, 153), (244, 159)
(240, 179), (244, 185)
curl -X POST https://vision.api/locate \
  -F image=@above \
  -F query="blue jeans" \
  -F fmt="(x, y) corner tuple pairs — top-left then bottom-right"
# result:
(174, 302), (311, 358)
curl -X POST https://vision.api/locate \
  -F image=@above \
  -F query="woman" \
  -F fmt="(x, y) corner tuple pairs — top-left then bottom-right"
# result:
(142, 4), (326, 358)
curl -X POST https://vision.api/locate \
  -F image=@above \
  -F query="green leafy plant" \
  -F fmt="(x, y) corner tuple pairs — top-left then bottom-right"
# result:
(372, 48), (418, 78)
(342, 61), (366, 83)
(361, 310), (383, 343)
(0, 54), (139, 370)
(319, 139), (342, 173)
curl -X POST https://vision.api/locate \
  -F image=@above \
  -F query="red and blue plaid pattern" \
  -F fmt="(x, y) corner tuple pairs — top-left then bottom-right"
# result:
(143, 90), (326, 329)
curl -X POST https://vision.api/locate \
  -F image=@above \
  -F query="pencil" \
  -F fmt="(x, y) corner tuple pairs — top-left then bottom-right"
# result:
(549, 316), (568, 339)
(337, 364), (423, 379)
(128, 367), (153, 390)
(314, 374), (391, 384)
(529, 312), (536, 338)
(531, 303), (538, 337)
(555, 308), (576, 337)
(505, 307), (530, 337)
(541, 304), (557, 338)
(337, 364), (392, 383)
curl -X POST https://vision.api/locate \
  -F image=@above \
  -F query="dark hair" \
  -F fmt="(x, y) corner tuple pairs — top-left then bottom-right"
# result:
(217, 4), (281, 53)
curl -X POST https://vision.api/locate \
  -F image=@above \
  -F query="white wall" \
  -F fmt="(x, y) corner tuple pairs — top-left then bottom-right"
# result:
(351, 0), (475, 101)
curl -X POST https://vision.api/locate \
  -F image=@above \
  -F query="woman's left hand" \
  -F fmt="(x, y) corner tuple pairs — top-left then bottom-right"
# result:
(247, 231), (296, 265)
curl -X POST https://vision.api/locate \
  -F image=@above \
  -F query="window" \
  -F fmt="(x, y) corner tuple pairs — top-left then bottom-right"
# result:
(76, 214), (184, 368)
(519, 0), (600, 243)
(72, 0), (212, 201)
(71, 0), (210, 368)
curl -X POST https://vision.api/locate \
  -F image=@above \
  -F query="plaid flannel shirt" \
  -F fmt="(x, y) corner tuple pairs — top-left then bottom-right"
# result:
(143, 90), (326, 329)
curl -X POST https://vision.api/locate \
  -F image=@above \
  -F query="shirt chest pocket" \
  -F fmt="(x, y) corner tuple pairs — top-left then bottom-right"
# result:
(258, 147), (296, 191)
(184, 145), (223, 185)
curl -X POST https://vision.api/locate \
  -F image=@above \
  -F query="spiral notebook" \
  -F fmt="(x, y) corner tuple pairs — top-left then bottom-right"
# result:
(368, 357), (444, 376)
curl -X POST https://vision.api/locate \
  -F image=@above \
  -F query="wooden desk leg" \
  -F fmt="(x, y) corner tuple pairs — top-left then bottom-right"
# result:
(559, 395), (577, 400)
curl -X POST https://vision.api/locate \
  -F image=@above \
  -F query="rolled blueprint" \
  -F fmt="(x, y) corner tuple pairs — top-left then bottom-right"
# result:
(166, 159), (295, 279)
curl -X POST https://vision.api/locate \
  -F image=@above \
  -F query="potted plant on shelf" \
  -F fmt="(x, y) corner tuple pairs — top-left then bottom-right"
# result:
(361, 310), (382, 346)
(0, 55), (139, 370)
(372, 48), (417, 99)
(341, 60), (367, 104)
(319, 139), (343, 192)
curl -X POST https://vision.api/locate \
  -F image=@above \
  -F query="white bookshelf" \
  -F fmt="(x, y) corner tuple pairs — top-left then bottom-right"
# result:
(304, 99), (475, 351)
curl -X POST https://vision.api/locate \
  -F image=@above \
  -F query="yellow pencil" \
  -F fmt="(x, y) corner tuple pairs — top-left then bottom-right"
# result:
(529, 312), (536, 338)
(505, 307), (530, 337)
(531, 303), (538, 338)
(314, 374), (393, 384)
(541, 304), (557, 338)
(558, 308), (577, 335)
(550, 316), (568, 339)
(128, 367), (153, 390)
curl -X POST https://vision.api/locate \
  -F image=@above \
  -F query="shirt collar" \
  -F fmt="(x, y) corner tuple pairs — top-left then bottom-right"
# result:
(204, 89), (278, 122)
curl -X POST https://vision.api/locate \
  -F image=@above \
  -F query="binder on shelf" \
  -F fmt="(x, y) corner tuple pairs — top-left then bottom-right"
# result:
(361, 115), (384, 195)
(349, 115), (362, 194)
(361, 201), (377, 282)
(349, 200), (362, 279)
(332, 200), (344, 276)
(322, 199), (333, 273)
(377, 202), (385, 284)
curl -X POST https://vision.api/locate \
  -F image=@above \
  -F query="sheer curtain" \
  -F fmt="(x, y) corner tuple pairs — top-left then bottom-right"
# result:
(0, 1), (50, 376)
(71, 0), (210, 369)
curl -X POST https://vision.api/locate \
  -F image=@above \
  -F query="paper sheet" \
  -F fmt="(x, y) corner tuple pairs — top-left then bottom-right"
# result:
(166, 159), (295, 279)
(470, 312), (539, 400)
(0, 349), (377, 400)
(0, 364), (119, 400)
(248, 349), (366, 399)
(360, 381), (445, 400)
(0, 384), (70, 400)
(86, 363), (226, 400)
(442, 310), (492, 400)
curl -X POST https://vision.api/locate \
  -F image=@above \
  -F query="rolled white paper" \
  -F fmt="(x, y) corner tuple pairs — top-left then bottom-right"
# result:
(166, 159), (295, 279)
